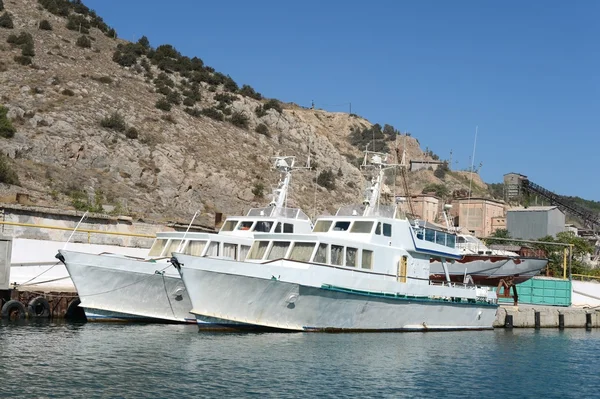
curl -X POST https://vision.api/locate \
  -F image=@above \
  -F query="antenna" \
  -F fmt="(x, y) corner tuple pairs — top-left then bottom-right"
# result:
(63, 211), (89, 250)
(176, 210), (199, 253)
(464, 126), (478, 234)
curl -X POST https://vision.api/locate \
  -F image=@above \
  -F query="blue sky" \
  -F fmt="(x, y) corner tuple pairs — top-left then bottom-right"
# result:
(85, 0), (600, 200)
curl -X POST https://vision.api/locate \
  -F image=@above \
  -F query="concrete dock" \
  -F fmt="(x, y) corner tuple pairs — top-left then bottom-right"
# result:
(494, 305), (600, 328)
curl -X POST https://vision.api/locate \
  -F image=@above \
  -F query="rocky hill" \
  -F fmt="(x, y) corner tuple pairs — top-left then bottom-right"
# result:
(0, 0), (491, 225)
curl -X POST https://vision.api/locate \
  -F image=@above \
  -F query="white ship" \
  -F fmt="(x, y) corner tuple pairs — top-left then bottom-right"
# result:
(173, 151), (498, 332)
(57, 156), (313, 323)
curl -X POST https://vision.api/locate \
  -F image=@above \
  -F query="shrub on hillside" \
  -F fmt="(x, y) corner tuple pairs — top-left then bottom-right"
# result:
(61, 88), (74, 96)
(255, 105), (266, 118)
(125, 127), (139, 139)
(433, 162), (450, 179)
(239, 84), (262, 100)
(201, 107), (223, 121)
(154, 72), (174, 88)
(263, 99), (283, 113)
(166, 90), (181, 105)
(252, 182), (265, 198)
(223, 75), (238, 92)
(66, 14), (90, 34)
(39, 20), (52, 30)
(214, 92), (237, 105)
(348, 124), (390, 153)
(100, 112), (127, 132)
(76, 35), (91, 49)
(155, 98), (171, 111)
(38, 0), (71, 17)
(229, 112), (249, 129)
(13, 55), (32, 66)
(0, 0), (4, 11)
(112, 49), (137, 67)
(105, 28), (117, 39)
(0, 105), (16, 138)
(184, 107), (202, 118)
(0, 12), (13, 29)
(317, 169), (336, 190)
(0, 153), (19, 185)
(255, 123), (269, 137)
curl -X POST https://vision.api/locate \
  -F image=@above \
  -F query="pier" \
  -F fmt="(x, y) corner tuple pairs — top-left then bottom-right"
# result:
(495, 305), (599, 329)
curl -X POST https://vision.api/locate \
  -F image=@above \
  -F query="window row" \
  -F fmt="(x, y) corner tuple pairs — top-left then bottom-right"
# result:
(313, 220), (392, 237)
(414, 228), (456, 248)
(148, 238), (250, 260)
(247, 240), (373, 269)
(220, 219), (294, 233)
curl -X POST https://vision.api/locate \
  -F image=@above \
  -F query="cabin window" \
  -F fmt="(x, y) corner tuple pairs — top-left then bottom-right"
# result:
(165, 239), (183, 256)
(425, 229), (435, 242)
(267, 241), (291, 260)
(313, 243), (328, 263)
(284, 223), (294, 233)
(446, 235), (456, 248)
(375, 223), (382, 235)
(457, 236), (467, 244)
(350, 221), (373, 233)
(184, 240), (207, 256)
(289, 242), (315, 262)
(247, 241), (269, 260)
(237, 221), (254, 231)
(331, 245), (344, 266)
(148, 239), (168, 257)
(220, 220), (238, 232)
(240, 245), (251, 260)
(346, 247), (357, 267)
(223, 243), (237, 259)
(383, 223), (392, 237)
(435, 231), (446, 246)
(362, 250), (373, 269)
(274, 223), (282, 233)
(313, 220), (332, 232)
(206, 242), (219, 257)
(253, 221), (273, 233)
(333, 221), (350, 231)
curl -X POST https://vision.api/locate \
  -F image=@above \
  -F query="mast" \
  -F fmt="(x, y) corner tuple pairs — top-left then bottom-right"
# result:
(269, 156), (295, 210)
(361, 152), (395, 217)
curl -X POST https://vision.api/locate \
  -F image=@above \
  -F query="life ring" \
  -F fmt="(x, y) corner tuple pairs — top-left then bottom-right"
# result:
(28, 296), (51, 318)
(65, 298), (87, 321)
(1, 300), (27, 320)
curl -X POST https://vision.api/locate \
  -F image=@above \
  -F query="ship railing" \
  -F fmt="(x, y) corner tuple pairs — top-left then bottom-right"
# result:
(429, 280), (477, 290)
(246, 207), (310, 220)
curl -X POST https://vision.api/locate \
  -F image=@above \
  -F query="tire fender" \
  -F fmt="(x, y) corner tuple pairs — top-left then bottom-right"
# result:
(1, 300), (27, 320)
(28, 296), (51, 318)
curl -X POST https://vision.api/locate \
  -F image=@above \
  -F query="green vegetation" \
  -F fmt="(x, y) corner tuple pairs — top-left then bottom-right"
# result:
(7, 32), (34, 57)
(0, 0), (4, 11)
(263, 99), (283, 113)
(254, 105), (266, 118)
(348, 123), (397, 153)
(421, 183), (449, 198)
(433, 162), (450, 179)
(100, 112), (127, 132)
(91, 75), (112, 84)
(13, 55), (32, 65)
(61, 88), (74, 96)
(201, 107), (224, 121)
(39, 19), (52, 30)
(229, 112), (249, 129)
(484, 228), (512, 246)
(0, 12), (13, 29)
(70, 188), (104, 213)
(125, 127), (138, 139)
(487, 182), (504, 200)
(252, 182), (265, 198)
(75, 35), (91, 48)
(255, 123), (269, 136)
(66, 14), (90, 34)
(0, 153), (19, 185)
(317, 169), (336, 190)
(155, 98), (171, 111)
(239, 84), (262, 100)
(184, 107), (202, 118)
(0, 105), (16, 138)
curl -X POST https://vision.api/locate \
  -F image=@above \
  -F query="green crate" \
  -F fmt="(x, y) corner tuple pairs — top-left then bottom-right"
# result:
(496, 277), (571, 306)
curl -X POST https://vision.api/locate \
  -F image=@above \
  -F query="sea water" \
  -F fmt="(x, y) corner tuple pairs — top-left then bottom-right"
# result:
(1, 321), (599, 398)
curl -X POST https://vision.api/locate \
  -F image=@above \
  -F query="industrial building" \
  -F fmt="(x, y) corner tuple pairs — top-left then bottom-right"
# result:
(507, 206), (565, 240)
(450, 197), (505, 237)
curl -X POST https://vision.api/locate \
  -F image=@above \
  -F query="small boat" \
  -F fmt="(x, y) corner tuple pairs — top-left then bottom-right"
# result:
(173, 151), (498, 331)
(56, 156), (313, 323)
(429, 233), (548, 286)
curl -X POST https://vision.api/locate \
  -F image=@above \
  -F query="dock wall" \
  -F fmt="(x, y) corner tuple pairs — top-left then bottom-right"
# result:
(494, 305), (600, 328)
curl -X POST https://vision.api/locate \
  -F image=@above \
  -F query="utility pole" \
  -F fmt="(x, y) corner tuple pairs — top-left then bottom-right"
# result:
(349, 102), (352, 114)
(449, 149), (453, 171)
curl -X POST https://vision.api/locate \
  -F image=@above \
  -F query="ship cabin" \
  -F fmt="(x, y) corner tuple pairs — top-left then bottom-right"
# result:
(147, 206), (312, 261)
(242, 204), (461, 285)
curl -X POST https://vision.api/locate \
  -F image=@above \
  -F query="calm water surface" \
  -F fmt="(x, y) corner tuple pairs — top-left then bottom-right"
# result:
(1, 321), (599, 398)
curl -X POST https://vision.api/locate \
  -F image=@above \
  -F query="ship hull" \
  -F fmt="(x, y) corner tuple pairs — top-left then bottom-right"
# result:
(430, 256), (548, 286)
(59, 250), (196, 323)
(176, 255), (498, 332)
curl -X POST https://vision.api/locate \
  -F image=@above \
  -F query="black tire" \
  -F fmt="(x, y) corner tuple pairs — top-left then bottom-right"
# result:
(1, 300), (27, 320)
(65, 298), (87, 321)
(28, 296), (51, 318)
